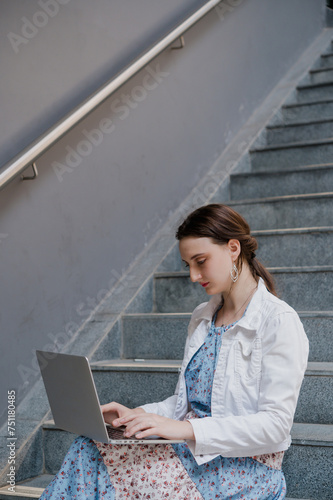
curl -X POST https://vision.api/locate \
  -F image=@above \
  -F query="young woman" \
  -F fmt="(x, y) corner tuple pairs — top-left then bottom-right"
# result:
(40, 203), (309, 499)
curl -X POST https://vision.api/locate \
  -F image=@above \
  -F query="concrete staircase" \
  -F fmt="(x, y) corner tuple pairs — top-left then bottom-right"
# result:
(2, 35), (333, 500)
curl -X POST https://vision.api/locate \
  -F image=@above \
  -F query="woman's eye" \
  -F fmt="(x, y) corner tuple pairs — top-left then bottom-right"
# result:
(183, 263), (189, 268)
(197, 260), (206, 265)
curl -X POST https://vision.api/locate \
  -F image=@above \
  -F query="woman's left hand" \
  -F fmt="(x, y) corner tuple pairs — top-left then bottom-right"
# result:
(116, 412), (195, 441)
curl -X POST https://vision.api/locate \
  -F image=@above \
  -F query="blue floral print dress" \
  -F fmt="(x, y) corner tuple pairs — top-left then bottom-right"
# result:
(39, 310), (287, 499)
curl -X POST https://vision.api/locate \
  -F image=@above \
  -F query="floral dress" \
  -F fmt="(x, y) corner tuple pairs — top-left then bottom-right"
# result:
(39, 312), (286, 499)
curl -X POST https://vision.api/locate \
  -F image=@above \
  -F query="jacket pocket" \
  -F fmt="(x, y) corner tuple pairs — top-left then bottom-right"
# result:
(234, 338), (262, 414)
(234, 338), (262, 381)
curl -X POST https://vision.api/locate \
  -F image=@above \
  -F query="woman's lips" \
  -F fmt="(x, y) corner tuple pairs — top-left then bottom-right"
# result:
(201, 282), (209, 288)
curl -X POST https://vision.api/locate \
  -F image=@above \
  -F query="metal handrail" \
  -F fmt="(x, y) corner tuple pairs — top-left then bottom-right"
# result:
(0, 0), (222, 191)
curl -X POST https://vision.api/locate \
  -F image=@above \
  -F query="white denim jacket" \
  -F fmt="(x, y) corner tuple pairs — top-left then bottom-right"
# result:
(141, 278), (309, 465)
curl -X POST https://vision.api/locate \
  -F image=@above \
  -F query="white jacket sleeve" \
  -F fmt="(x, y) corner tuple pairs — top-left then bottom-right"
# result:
(187, 310), (309, 459)
(139, 394), (179, 419)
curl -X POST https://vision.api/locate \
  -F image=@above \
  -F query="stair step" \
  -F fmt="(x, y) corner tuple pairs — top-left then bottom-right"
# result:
(281, 99), (333, 124)
(91, 359), (180, 411)
(266, 118), (333, 145)
(295, 362), (333, 424)
(309, 66), (333, 84)
(0, 486), (43, 499)
(319, 51), (333, 68)
(228, 192), (333, 230)
(120, 310), (333, 362)
(230, 165), (333, 199)
(283, 423), (333, 500)
(90, 358), (333, 425)
(41, 422), (76, 476)
(300, 312), (333, 363)
(153, 266), (333, 312)
(158, 226), (333, 268)
(250, 139), (333, 171)
(0, 475), (53, 499)
(296, 81), (333, 103)
(122, 313), (190, 359)
(90, 357), (333, 425)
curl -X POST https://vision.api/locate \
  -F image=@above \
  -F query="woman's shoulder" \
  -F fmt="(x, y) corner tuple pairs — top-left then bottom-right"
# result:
(255, 278), (296, 315)
(249, 279), (304, 335)
(261, 286), (297, 318)
(257, 283), (307, 341)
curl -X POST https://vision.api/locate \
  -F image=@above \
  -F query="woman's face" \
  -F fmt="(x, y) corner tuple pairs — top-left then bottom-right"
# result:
(179, 237), (239, 295)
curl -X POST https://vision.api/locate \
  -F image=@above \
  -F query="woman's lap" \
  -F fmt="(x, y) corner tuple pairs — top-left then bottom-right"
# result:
(40, 437), (286, 499)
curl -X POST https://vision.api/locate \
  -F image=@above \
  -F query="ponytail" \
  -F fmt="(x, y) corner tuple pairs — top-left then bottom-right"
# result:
(249, 257), (277, 297)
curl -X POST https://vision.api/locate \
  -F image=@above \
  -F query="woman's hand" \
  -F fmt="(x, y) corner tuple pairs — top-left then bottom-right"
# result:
(116, 412), (195, 441)
(101, 401), (145, 427)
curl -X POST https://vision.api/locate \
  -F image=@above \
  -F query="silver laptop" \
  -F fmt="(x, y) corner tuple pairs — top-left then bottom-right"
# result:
(36, 350), (184, 445)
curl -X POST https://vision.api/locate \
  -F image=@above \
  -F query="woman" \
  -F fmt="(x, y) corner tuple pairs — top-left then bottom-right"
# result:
(40, 203), (309, 499)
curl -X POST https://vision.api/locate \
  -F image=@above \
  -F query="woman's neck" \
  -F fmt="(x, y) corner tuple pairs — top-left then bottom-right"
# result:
(216, 265), (258, 327)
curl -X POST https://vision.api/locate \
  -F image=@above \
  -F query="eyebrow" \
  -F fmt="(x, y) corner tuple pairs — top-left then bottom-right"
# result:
(190, 253), (206, 260)
(181, 253), (206, 265)
(182, 253), (206, 263)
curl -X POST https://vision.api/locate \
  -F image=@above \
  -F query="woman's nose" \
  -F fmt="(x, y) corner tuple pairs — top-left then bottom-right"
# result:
(189, 268), (202, 283)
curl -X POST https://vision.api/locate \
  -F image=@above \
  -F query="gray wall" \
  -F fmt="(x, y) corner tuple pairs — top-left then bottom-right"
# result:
(0, 0), (325, 425)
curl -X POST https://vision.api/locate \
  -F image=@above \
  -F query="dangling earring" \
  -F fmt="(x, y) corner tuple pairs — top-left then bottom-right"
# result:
(230, 263), (239, 283)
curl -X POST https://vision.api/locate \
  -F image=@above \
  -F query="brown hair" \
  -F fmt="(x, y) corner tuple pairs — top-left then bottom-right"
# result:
(176, 203), (277, 296)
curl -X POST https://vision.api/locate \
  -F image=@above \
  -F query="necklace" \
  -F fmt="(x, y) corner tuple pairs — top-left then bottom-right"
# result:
(218, 284), (258, 327)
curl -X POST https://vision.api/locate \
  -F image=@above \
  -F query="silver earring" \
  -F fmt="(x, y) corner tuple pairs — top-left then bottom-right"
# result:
(230, 263), (239, 283)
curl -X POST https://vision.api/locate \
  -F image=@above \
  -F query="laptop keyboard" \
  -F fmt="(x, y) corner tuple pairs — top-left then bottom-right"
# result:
(107, 426), (131, 440)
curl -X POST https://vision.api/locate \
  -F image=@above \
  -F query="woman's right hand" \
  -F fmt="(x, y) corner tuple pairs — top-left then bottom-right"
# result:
(101, 401), (145, 427)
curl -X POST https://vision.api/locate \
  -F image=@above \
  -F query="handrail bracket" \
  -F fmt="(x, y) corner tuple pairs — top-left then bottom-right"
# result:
(21, 162), (38, 181)
(171, 36), (185, 50)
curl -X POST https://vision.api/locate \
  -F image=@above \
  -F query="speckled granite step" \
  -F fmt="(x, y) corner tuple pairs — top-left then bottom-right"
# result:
(93, 359), (333, 425)
(0, 474), (53, 499)
(122, 312), (190, 360)
(119, 311), (333, 363)
(266, 119), (333, 145)
(230, 165), (333, 199)
(294, 362), (333, 424)
(91, 359), (181, 411)
(153, 267), (333, 313)
(157, 227), (333, 269)
(228, 193), (333, 230)
(309, 66), (333, 85)
(296, 81), (333, 103)
(319, 51), (333, 68)
(252, 227), (333, 267)
(283, 423), (333, 500)
(280, 99), (333, 124)
(250, 139), (333, 171)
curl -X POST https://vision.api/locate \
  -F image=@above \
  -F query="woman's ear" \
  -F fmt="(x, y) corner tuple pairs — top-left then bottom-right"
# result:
(227, 239), (241, 261)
